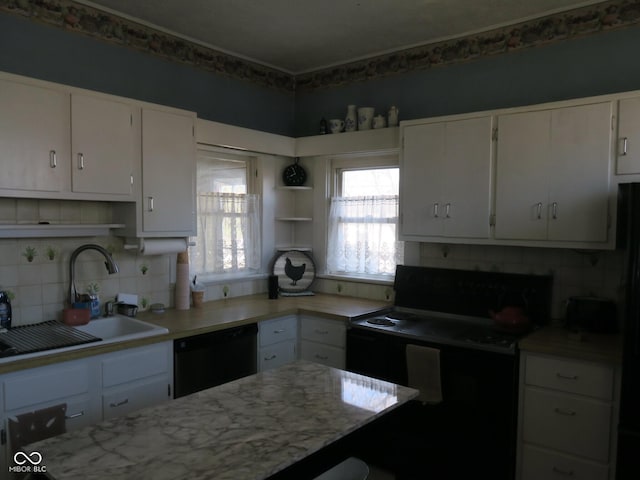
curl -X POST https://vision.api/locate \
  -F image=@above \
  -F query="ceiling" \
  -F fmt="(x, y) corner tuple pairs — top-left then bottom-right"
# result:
(77, 0), (606, 74)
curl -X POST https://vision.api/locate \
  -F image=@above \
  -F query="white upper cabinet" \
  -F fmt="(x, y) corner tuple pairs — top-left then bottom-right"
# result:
(141, 108), (196, 235)
(401, 116), (493, 240)
(616, 97), (640, 175)
(71, 94), (136, 197)
(0, 79), (70, 194)
(495, 102), (613, 244)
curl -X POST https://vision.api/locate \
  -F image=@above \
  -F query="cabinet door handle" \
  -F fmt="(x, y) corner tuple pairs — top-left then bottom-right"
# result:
(445, 203), (451, 218)
(314, 354), (329, 361)
(273, 329), (285, 334)
(536, 202), (543, 220)
(552, 466), (574, 476)
(552, 202), (558, 219)
(556, 373), (578, 380)
(49, 150), (57, 168)
(264, 354), (277, 361)
(621, 137), (628, 156)
(554, 407), (577, 416)
(77, 153), (84, 170)
(109, 398), (129, 408)
(147, 196), (154, 212)
(65, 411), (85, 420)
(433, 203), (439, 218)
(314, 329), (329, 335)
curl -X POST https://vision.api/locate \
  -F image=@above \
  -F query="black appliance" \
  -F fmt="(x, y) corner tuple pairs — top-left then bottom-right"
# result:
(347, 265), (552, 480)
(173, 323), (258, 398)
(616, 183), (640, 479)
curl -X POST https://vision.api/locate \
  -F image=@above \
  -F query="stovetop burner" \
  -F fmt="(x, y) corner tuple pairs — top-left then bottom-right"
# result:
(366, 318), (395, 326)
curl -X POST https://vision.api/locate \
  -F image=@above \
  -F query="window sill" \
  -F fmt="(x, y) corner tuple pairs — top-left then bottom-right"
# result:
(196, 272), (267, 286)
(317, 273), (394, 286)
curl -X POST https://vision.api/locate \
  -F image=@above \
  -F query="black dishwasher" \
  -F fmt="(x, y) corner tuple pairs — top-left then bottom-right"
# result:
(174, 323), (258, 398)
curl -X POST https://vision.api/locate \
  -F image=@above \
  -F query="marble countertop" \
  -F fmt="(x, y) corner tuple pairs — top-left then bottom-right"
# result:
(519, 326), (623, 364)
(30, 361), (418, 480)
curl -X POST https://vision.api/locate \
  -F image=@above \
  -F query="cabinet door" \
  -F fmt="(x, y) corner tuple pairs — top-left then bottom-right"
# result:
(617, 97), (640, 175)
(102, 377), (169, 420)
(401, 122), (445, 236)
(0, 79), (70, 193)
(547, 102), (612, 242)
(441, 117), (493, 238)
(495, 110), (551, 240)
(71, 94), (135, 196)
(142, 108), (196, 234)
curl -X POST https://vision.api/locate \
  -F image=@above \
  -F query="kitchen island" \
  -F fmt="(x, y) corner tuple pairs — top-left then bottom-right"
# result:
(29, 360), (418, 480)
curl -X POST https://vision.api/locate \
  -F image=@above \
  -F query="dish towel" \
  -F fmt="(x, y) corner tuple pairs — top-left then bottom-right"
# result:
(406, 344), (443, 404)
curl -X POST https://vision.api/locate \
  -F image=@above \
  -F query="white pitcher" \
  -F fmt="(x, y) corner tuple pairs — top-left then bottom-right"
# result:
(388, 106), (399, 127)
(345, 105), (357, 132)
(357, 107), (375, 130)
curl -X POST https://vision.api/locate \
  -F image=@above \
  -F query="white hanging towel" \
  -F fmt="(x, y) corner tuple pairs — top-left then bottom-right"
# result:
(405, 344), (443, 404)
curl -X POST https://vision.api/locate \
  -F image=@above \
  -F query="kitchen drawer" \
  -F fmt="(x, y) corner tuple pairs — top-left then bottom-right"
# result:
(525, 354), (614, 400)
(259, 315), (297, 347)
(102, 342), (170, 388)
(103, 377), (169, 420)
(259, 340), (296, 371)
(523, 387), (611, 462)
(300, 316), (346, 348)
(521, 444), (609, 480)
(4, 361), (90, 411)
(300, 340), (345, 369)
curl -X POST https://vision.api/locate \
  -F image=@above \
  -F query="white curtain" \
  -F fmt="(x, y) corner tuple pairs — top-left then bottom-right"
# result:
(191, 193), (261, 275)
(327, 195), (403, 276)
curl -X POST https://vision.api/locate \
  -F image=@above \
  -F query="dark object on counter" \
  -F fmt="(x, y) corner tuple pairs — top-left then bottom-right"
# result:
(0, 291), (11, 329)
(489, 306), (530, 332)
(268, 275), (279, 299)
(282, 157), (307, 186)
(319, 117), (328, 134)
(117, 303), (138, 317)
(616, 183), (640, 479)
(565, 296), (617, 333)
(62, 307), (91, 326)
(173, 323), (258, 398)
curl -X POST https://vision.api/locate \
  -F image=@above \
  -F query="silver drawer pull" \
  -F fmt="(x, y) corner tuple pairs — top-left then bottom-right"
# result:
(65, 411), (85, 420)
(109, 398), (129, 408)
(621, 137), (628, 156)
(556, 373), (578, 380)
(264, 354), (277, 361)
(552, 466), (575, 476)
(77, 152), (85, 170)
(273, 329), (285, 334)
(536, 202), (543, 219)
(147, 196), (155, 212)
(433, 203), (439, 218)
(314, 329), (329, 335)
(554, 407), (577, 416)
(314, 354), (329, 360)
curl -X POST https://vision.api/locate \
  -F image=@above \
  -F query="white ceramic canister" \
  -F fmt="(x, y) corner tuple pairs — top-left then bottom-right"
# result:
(345, 105), (357, 132)
(357, 107), (375, 130)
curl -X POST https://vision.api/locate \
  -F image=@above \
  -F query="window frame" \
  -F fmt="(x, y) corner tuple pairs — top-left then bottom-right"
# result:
(190, 145), (261, 282)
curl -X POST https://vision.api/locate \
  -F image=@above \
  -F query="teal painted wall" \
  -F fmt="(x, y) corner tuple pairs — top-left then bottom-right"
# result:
(294, 26), (640, 136)
(0, 12), (295, 136)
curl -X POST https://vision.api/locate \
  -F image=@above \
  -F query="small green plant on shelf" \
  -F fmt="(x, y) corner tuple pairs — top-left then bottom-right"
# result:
(22, 246), (37, 263)
(141, 297), (149, 309)
(140, 264), (148, 275)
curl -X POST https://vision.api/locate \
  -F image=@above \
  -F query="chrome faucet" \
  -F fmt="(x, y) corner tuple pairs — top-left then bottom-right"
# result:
(69, 244), (119, 306)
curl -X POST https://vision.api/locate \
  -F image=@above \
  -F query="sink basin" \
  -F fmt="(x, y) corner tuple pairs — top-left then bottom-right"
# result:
(0, 316), (168, 364)
(74, 315), (168, 344)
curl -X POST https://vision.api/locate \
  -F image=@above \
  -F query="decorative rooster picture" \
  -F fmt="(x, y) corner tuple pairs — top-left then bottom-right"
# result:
(284, 257), (306, 286)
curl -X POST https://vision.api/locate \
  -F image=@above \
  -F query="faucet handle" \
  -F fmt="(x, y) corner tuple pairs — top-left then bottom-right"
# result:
(104, 301), (115, 317)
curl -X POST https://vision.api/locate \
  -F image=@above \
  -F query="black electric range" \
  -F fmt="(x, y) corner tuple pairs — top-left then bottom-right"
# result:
(346, 265), (553, 480)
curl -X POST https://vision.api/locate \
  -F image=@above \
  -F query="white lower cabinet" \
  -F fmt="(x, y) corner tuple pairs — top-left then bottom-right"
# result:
(517, 352), (619, 480)
(258, 315), (297, 372)
(299, 315), (346, 369)
(0, 341), (172, 479)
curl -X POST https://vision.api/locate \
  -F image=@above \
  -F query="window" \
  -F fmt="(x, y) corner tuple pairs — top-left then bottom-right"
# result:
(189, 148), (261, 278)
(327, 157), (403, 278)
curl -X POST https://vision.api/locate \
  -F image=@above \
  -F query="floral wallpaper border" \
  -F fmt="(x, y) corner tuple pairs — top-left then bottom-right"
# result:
(1, 0), (639, 93)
